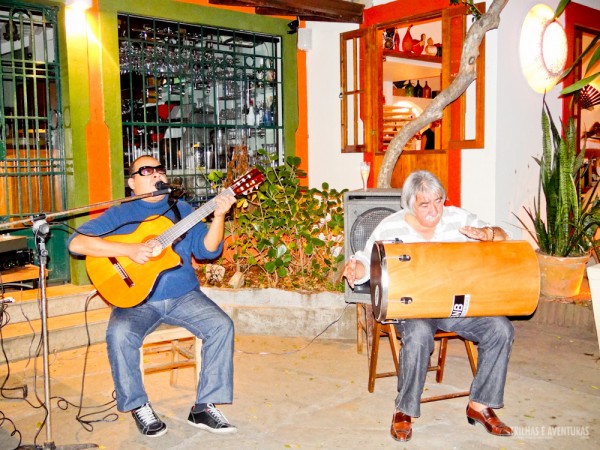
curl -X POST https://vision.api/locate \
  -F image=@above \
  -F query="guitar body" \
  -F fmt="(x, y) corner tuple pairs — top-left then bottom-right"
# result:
(85, 215), (182, 308)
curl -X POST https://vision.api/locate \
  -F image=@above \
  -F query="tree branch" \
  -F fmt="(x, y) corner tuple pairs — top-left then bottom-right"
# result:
(376, 0), (508, 188)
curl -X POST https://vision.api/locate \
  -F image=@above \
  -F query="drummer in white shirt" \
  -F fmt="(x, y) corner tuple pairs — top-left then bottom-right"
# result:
(343, 170), (513, 442)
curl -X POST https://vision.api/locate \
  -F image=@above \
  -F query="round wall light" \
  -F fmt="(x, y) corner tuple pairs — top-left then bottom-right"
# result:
(519, 3), (568, 93)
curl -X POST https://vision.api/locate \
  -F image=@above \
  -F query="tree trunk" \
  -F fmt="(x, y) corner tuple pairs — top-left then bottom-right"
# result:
(376, 0), (509, 188)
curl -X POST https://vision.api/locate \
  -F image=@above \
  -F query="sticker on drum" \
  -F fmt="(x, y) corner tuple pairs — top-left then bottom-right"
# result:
(450, 294), (471, 318)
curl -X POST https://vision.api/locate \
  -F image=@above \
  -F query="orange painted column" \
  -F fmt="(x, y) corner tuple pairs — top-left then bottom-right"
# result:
(84, 5), (112, 206)
(296, 44), (309, 186)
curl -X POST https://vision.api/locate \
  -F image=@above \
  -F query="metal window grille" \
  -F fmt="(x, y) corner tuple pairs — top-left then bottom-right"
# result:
(0, 3), (65, 221)
(118, 14), (283, 204)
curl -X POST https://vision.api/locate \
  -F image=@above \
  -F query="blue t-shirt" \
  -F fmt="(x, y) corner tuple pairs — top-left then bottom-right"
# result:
(69, 196), (223, 302)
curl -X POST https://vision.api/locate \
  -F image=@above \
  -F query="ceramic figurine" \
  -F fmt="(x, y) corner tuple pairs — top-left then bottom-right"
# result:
(412, 33), (426, 55)
(402, 25), (414, 52)
(425, 37), (438, 56)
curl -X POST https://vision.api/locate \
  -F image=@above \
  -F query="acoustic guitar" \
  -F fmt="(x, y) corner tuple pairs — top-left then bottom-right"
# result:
(86, 168), (264, 308)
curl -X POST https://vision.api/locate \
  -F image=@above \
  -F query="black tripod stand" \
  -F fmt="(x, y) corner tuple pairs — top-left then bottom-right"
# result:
(15, 215), (98, 450)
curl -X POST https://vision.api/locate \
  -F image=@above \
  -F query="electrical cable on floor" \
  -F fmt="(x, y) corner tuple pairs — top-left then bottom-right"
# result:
(0, 292), (42, 449)
(0, 288), (118, 449)
(52, 290), (118, 432)
(234, 302), (353, 356)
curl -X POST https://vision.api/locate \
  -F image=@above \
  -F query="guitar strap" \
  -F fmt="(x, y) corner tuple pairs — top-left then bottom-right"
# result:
(168, 198), (185, 244)
(168, 197), (182, 223)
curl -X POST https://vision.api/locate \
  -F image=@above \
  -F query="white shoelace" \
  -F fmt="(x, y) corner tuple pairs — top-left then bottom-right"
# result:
(135, 404), (159, 426)
(206, 403), (230, 426)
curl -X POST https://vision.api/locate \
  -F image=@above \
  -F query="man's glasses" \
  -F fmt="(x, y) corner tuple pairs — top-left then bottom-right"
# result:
(131, 165), (167, 177)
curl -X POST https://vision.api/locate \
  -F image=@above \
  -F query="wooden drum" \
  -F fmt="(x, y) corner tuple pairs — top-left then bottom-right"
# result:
(370, 240), (540, 321)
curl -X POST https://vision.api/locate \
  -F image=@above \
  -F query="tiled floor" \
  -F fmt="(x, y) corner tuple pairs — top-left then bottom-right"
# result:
(0, 317), (598, 450)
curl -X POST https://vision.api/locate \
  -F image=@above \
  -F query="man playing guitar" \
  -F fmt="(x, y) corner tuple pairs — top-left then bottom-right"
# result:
(69, 155), (237, 438)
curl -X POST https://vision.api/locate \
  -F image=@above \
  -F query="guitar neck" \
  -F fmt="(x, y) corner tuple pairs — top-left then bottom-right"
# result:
(156, 187), (234, 248)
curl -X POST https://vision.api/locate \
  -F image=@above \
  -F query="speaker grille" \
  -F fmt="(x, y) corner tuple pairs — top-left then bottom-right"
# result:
(344, 189), (402, 304)
(349, 207), (396, 254)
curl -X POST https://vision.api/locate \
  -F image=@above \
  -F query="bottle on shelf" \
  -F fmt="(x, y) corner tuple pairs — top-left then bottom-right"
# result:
(423, 81), (432, 98)
(393, 29), (400, 51)
(404, 80), (414, 97)
(246, 99), (256, 126)
(413, 80), (423, 98)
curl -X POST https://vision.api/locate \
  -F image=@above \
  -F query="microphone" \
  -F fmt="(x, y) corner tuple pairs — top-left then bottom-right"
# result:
(153, 181), (172, 196)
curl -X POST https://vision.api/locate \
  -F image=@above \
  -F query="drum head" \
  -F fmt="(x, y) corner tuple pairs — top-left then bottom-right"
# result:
(349, 207), (396, 253)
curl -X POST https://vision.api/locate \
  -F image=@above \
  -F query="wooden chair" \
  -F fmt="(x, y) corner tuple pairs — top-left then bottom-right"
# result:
(140, 325), (202, 387)
(368, 320), (478, 403)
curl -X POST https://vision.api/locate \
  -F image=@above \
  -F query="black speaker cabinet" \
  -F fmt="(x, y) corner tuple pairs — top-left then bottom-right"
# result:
(344, 189), (402, 304)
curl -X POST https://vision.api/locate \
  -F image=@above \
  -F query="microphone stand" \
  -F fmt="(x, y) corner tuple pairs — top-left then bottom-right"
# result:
(5, 187), (172, 450)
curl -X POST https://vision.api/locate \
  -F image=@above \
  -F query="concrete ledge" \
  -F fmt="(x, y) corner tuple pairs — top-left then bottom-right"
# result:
(4, 285), (597, 364)
(528, 298), (596, 335)
(204, 287), (356, 340)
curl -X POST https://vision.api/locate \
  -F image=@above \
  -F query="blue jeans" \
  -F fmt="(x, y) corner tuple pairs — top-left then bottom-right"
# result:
(394, 317), (514, 417)
(106, 288), (234, 412)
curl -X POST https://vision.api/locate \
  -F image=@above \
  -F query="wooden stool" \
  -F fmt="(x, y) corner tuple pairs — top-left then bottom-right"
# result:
(368, 320), (478, 402)
(140, 326), (202, 387)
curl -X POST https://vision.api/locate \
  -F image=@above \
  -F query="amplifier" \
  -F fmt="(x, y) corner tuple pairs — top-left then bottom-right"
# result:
(0, 249), (34, 271)
(0, 235), (28, 254)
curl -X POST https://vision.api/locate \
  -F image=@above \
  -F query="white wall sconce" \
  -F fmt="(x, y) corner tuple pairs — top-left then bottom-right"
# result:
(298, 28), (312, 52)
(65, 0), (93, 11)
(519, 3), (568, 93)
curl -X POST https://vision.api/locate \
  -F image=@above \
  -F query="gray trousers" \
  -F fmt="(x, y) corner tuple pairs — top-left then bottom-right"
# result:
(394, 316), (514, 417)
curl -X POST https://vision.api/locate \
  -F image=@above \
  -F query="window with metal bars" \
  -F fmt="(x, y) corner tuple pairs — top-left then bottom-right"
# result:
(0, 3), (65, 221)
(118, 14), (283, 204)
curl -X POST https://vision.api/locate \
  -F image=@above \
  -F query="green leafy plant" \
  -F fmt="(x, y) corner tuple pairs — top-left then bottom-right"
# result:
(224, 152), (347, 291)
(517, 98), (600, 258)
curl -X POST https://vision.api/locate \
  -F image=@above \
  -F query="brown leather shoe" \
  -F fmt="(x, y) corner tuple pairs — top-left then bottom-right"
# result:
(466, 405), (513, 436)
(390, 410), (412, 441)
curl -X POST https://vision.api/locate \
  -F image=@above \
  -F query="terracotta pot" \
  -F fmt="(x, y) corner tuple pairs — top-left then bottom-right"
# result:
(536, 251), (589, 298)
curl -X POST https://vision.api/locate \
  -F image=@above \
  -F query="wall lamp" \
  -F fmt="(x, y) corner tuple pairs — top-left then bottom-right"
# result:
(65, 0), (93, 11)
(519, 3), (568, 93)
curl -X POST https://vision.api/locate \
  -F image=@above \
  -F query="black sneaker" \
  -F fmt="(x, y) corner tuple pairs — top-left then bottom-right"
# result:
(187, 403), (237, 434)
(131, 402), (168, 437)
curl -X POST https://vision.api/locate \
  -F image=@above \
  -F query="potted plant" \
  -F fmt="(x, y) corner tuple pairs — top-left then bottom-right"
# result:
(517, 98), (600, 297)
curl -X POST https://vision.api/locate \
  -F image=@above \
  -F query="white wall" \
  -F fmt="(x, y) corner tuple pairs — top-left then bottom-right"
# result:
(304, 0), (599, 239)
(462, 0), (565, 240)
(305, 21), (363, 191)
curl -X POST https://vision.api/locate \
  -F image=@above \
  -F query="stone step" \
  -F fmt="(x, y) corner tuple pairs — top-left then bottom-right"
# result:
(1, 308), (111, 363)
(1, 285), (111, 363)
(3, 284), (107, 324)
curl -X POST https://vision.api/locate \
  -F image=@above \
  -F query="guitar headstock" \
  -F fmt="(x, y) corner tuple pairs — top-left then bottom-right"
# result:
(230, 168), (265, 196)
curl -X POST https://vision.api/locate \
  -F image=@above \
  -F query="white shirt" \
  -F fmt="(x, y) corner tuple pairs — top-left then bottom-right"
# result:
(353, 206), (490, 285)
